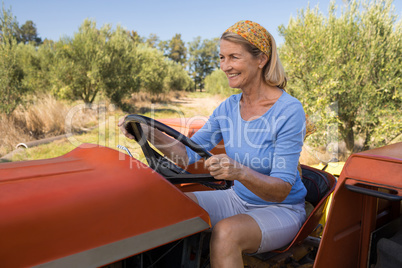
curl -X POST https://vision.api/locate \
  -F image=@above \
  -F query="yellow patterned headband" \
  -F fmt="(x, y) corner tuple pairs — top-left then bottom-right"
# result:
(225, 20), (272, 60)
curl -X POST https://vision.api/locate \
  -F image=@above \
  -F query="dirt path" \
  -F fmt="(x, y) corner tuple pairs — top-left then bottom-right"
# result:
(171, 95), (225, 117)
(179, 95), (224, 108)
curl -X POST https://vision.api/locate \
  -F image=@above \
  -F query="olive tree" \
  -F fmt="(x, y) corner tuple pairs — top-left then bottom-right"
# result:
(188, 37), (220, 91)
(137, 44), (168, 94)
(279, 0), (401, 152)
(0, 5), (26, 115)
(52, 20), (140, 105)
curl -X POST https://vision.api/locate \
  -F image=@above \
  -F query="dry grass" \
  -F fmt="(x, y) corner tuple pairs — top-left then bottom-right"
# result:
(2, 91), (221, 161)
(13, 95), (68, 138)
(0, 95), (111, 158)
(0, 114), (31, 156)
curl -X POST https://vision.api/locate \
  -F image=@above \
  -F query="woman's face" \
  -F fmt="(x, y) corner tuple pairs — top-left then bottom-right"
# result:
(219, 39), (265, 91)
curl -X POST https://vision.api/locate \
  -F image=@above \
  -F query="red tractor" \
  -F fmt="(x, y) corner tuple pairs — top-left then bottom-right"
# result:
(1, 115), (401, 267)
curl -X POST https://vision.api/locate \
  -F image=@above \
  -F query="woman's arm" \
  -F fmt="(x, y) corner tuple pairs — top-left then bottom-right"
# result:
(205, 154), (291, 202)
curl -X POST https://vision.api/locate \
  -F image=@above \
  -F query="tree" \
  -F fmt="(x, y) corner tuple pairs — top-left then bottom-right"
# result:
(157, 39), (169, 56)
(137, 44), (168, 94)
(164, 60), (194, 91)
(13, 33), (56, 94)
(0, 5), (27, 115)
(127, 30), (143, 44)
(0, 4), (42, 45)
(102, 25), (141, 105)
(52, 20), (140, 105)
(19, 20), (42, 45)
(136, 44), (194, 94)
(146, 33), (159, 48)
(168, 33), (186, 64)
(279, 0), (401, 152)
(0, 4), (19, 42)
(188, 37), (220, 90)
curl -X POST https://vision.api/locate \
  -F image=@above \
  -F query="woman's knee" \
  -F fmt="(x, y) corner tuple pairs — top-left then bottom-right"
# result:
(210, 218), (241, 255)
(212, 218), (237, 243)
(211, 215), (262, 253)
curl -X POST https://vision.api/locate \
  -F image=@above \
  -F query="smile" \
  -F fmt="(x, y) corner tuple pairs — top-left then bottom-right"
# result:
(228, 73), (239, 78)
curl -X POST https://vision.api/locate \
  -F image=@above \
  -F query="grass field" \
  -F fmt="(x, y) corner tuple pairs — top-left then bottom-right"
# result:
(3, 91), (225, 163)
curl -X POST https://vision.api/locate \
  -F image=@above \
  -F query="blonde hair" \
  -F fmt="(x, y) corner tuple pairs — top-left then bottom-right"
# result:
(220, 31), (287, 89)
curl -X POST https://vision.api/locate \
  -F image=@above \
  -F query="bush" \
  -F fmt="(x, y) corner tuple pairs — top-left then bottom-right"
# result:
(164, 60), (194, 91)
(205, 69), (241, 96)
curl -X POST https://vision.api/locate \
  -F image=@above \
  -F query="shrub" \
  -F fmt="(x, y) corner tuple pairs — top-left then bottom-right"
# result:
(205, 69), (241, 96)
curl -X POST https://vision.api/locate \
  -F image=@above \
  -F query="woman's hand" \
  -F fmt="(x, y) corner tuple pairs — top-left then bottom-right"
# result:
(205, 154), (291, 202)
(118, 115), (189, 166)
(118, 115), (134, 139)
(205, 154), (245, 181)
(118, 115), (150, 140)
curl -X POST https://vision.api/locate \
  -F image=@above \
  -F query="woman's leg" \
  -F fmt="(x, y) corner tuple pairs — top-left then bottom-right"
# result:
(210, 214), (261, 268)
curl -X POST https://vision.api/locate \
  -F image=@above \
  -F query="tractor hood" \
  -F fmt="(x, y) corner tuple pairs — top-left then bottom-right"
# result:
(0, 144), (210, 267)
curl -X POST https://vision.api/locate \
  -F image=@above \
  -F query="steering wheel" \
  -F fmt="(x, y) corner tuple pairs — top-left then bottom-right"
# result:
(123, 114), (232, 190)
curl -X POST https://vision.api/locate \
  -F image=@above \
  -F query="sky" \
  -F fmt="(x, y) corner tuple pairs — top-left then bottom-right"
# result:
(3, 0), (402, 46)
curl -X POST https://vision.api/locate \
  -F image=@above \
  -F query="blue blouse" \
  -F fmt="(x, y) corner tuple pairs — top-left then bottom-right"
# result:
(186, 91), (307, 205)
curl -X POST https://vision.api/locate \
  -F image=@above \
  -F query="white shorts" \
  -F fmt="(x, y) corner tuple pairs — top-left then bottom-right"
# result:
(194, 188), (306, 253)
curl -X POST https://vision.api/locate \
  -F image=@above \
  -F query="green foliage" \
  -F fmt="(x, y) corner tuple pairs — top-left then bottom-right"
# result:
(146, 33), (160, 48)
(205, 69), (240, 96)
(19, 20), (42, 45)
(0, 4), (19, 41)
(0, 5), (27, 115)
(164, 60), (194, 91)
(52, 20), (140, 105)
(137, 44), (193, 93)
(158, 39), (169, 56)
(152, 34), (186, 65)
(279, 0), (402, 151)
(167, 34), (187, 64)
(137, 44), (168, 94)
(51, 20), (109, 103)
(188, 37), (220, 90)
(102, 25), (141, 105)
(0, 4), (41, 45)
(0, 3), (212, 109)
(127, 30), (144, 44)
(16, 41), (55, 93)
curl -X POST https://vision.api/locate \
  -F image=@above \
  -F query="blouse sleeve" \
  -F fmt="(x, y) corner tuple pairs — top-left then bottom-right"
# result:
(269, 102), (306, 185)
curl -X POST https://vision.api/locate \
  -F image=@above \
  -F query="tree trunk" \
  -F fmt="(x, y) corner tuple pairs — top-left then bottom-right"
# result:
(362, 126), (374, 151)
(341, 121), (355, 152)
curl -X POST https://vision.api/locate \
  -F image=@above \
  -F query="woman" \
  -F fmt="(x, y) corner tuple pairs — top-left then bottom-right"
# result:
(119, 20), (307, 268)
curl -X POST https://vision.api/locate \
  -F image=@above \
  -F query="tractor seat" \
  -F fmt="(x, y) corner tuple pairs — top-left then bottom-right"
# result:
(249, 165), (336, 265)
(273, 164), (337, 253)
